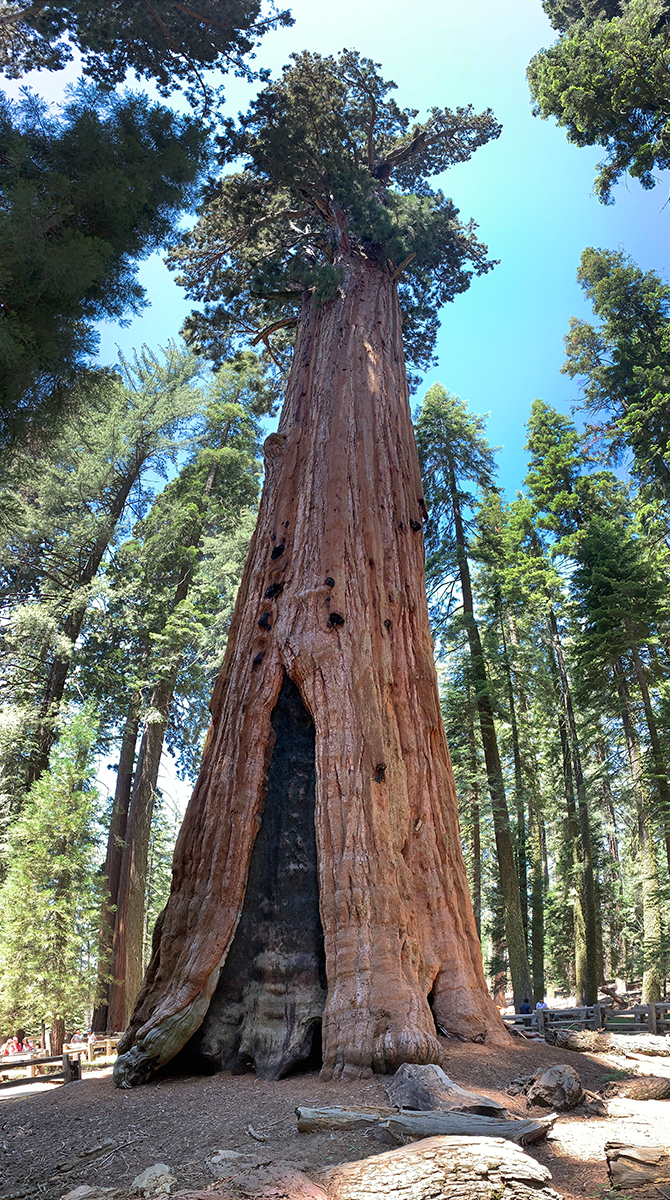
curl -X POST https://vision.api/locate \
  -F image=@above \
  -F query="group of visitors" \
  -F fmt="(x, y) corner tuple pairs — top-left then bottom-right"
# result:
(0, 1029), (35, 1055)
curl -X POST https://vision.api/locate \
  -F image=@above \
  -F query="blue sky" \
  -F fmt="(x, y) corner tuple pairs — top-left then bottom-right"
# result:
(90, 0), (670, 496)
(12, 1), (667, 495)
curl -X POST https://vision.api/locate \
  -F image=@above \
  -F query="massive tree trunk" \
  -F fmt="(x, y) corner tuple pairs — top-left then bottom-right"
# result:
(113, 255), (505, 1087)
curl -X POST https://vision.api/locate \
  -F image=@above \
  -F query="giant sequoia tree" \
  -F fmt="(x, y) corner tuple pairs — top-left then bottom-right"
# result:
(114, 50), (505, 1088)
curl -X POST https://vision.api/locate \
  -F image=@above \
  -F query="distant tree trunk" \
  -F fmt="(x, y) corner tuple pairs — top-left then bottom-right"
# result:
(447, 468), (531, 1010)
(466, 694), (481, 942)
(626, 629), (670, 876)
(497, 610), (528, 942)
(614, 659), (663, 1003)
(51, 1019), (65, 1056)
(506, 613), (545, 1001)
(108, 671), (179, 1030)
(594, 736), (624, 980)
(108, 462), (219, 1031)
(547, 608), (598, 1004)
(113, 255), (506, 1087)
(92, 694), (141, 1033)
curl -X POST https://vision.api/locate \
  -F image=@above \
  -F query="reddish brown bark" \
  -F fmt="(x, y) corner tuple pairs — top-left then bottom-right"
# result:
(114, 254), (505, 1087)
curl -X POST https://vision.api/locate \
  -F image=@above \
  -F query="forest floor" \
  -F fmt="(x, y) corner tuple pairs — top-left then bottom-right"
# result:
(1, 1035), (669, 1200)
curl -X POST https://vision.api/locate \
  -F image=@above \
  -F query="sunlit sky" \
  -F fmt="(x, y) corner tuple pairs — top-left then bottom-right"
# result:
(9, 0), (669, 494)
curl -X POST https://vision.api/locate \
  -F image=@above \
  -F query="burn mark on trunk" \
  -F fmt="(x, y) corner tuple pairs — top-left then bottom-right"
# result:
(327, 612), (345, 628)
(264, 582), (284, 600)
(194, 674), (325, 1080)
(271, 543), (285, 559)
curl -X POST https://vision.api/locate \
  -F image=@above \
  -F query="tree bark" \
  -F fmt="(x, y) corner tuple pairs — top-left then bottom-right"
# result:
(606, 1143), (670, 1189)
(296, 1107), (555, 1144)
(385, 1062), (508, 1116)
(498, 611), (528, 941)
(92, 694), (141, 1033)
(614, 659), (663, 1004)
(113, 255), (506, 1087)
(51, 1019), (65, 1057)
(555, 1030), (670, 1055)
(447, 465), (531, 1009)
(465, 690), (481, 941)
(319, 1135), (559, 1200)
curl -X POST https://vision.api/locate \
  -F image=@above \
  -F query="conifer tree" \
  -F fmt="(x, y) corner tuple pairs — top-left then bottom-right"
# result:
(528, 0), (670, 202)
(114, 51), (505, 1088)
(0, 343), (204, 816)
(0, 706), (101, 1045)
(416, 384), (532, 1008)
(0, 90), (210, 445)
(563, 247), (670, 510)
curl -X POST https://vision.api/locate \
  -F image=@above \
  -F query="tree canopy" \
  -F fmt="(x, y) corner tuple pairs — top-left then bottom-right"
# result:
(563, 246), (670, 505)
(171, 49), (501, 383)
(0, 87), (210, 447)
(0, 0), (293, 111)
(527, 0), (670, 201)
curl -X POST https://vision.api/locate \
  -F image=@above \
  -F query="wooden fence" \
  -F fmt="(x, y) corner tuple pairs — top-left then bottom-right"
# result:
(503, 1002), (670, 1036)
(0, 1052), (83, 1089)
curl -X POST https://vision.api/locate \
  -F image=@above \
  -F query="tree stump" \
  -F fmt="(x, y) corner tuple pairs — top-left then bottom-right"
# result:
(606, 1142), (670, 1188)
(385, 1062), (508, 1117)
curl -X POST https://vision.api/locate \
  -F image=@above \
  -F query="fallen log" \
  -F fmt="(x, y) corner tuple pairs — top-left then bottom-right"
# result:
(553, 1030), (670, 1056)
(605, 1075), (670, 1100)
(296, 1105), (396, 1132)
(382, 1110), (556, 1147)
(385, 1062), (508, 1117)
(320, 1134), (561, 1199)
(606, 1142), (670, 1188)
(296, 1106), (556, 1146)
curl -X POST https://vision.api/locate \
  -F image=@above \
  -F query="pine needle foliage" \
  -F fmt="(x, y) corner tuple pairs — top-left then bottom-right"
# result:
(170, 49), (501, 384)
(0, 705), (101, 1033)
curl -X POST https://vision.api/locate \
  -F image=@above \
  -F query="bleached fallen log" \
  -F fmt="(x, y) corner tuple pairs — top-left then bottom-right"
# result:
(606, 1142), (670, 1188)
(385, 1062), (508, 1117)
(606, 1075), (670, 1100)
(319, 1134), (561, 1199)
(296, 1105), (396, 1131)
(296, 1105), (556, 1145)
(554, 1030), (670, 1056)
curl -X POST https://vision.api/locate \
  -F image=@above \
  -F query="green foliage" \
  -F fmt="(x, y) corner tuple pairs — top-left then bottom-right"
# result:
(0, 87), (210, 446)
(415, 383), (498, 633)
(0, 343), (204, 812)
(0, 0), (293, 111)
(171, 49), (501, 383)
(0, 705), (101, 1032)
(528, 0), (670, 201)
(563, 247), (670, 507)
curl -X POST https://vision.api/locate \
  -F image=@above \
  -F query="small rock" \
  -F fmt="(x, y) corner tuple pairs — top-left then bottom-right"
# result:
(527, 1064), (583, 1111)
(130, 1163), (177, 1196)
(206, 1149), (248, 1171)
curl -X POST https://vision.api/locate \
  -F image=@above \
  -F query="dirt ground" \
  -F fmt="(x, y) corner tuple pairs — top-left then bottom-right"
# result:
(1, 1036), (669, 1200)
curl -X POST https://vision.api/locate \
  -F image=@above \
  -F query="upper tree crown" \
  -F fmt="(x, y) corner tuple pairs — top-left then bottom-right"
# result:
(170, 49), (501, 383)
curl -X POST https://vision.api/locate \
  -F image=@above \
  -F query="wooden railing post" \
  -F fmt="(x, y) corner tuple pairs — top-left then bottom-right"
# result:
(648, 1003), (658, 1035)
